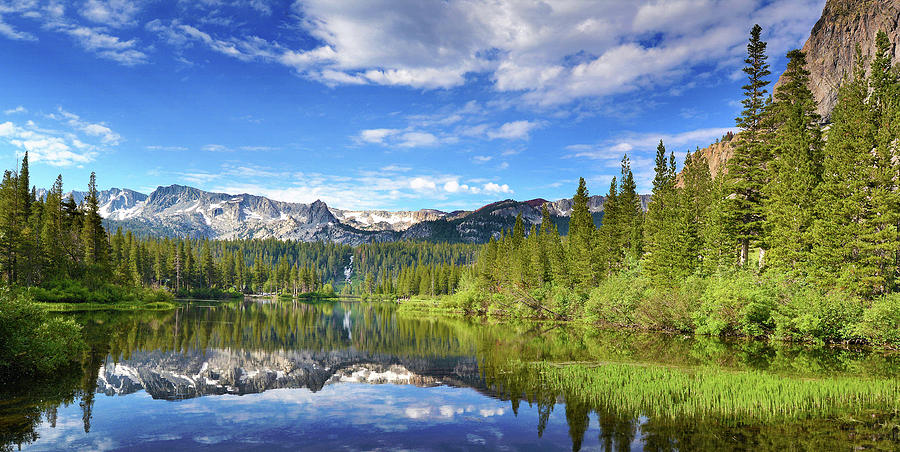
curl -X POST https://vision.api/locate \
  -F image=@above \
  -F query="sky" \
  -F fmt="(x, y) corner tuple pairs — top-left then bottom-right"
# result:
(0, 0), (825, 211)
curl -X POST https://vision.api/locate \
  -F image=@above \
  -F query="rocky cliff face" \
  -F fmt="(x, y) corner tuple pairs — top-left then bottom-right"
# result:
(330, 208), (449, 232)
(692, 0), (899, 180)
(775, 0), (900, 122)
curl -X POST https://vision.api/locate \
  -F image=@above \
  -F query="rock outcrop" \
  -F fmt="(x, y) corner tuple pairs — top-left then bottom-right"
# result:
(775, 0), (900, 122)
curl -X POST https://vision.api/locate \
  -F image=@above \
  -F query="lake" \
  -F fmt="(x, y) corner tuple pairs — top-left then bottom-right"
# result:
(3, 299), (900, 451)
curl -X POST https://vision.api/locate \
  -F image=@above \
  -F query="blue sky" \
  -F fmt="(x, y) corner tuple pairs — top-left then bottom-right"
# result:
(0, 0), (824, 211)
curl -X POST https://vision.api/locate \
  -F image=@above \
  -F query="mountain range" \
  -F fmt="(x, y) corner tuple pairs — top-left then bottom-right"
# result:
(54, 184), (649, 245)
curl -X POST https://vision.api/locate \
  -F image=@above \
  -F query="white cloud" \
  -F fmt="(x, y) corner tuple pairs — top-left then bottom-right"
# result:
(53, 107), (122, 145)
(146, 145), (188, 151)
(62, 26), (147, 65)
(0, 120), (98, 166)
(483, 182), (512, 194)
(359, 128), (399, 144)
(81, 0), (140, 28)
(3, 106), (26, 115)
(0, 17), (35, 41)
(397, 131), (437, 148)
(409, 176), (437, 191)
(0, 0), (823, 101)
(487, 120), (541, 140)
(567, 126), (733, 160)
(472, 155), (492, 163)
(202, 144), (229, 152)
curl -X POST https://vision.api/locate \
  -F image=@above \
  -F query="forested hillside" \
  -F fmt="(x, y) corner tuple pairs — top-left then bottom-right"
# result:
(452, 27), (900, 346)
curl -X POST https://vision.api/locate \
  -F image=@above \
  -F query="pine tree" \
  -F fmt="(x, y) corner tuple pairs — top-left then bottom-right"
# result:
(643, 141), (676, 284)
(617, 155), (643, 261)
(568, 177), (595, 289)
(41, 175), (65, 279)
(763, 49), (822, 275)
(81, 172), (106, 267)
(675, 151), (714, 277)
(811, 46), (877, 295)
(726, 24), (772, 267)
(595, 177), (620, 277)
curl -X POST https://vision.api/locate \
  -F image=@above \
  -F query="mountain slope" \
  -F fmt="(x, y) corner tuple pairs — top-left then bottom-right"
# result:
(64, 184), (644, 244)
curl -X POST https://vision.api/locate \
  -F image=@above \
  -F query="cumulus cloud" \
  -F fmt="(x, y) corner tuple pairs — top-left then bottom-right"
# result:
(483, 182), (512, 194)
(0, 0), (823, 101)
(397, 132), (438, 148)
(0, 107), (123, 166)
(195, 163), (511, 210)
(163, 0), (818, 104)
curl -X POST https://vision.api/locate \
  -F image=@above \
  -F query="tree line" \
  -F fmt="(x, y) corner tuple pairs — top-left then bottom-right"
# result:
(0, 163), (474, 301)
(460, 26), (899, 344)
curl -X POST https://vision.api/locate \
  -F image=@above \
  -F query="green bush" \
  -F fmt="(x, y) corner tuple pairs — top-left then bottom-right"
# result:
(586, 267), (650, 326)
(0, 289), (84, 378)
(176, 287), (242, 300)
(27, 279), (175, 305)
(694, 270), (776, 337)
(859, 294), (900, 347)
(634, 275), (707, 332)
(773, 288), (863, 344)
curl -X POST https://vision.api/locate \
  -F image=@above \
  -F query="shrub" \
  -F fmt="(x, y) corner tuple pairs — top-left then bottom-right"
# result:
(773, 289), (863, 344)
(0, 289), (84, 378)
(859, 294), (900, 348)
(694, 270), (776, 337)
(634, 275), (707, 332)
(586, 267), (650, 326)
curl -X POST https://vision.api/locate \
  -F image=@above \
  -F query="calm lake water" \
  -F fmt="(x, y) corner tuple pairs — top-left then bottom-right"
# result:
(3, 300), (900, 451)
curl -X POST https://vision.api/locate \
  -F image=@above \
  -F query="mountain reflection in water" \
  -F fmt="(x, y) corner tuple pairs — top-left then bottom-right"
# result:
(3, 300), (900, 451)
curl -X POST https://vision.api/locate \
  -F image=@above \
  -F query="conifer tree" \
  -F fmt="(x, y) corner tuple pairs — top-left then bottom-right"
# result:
(643, 141), (676, 284)
(617, 155), (643, 261)
(595, 177), (620, 277)
(726, 24), (772, 266)
(811, 46), (877, 295)
(81, 172), (105, 267)
(763, 49), (822, 274)
(568, 178), (595, 289)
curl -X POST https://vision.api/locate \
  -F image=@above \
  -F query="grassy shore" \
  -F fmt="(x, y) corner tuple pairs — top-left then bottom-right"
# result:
(502, 360), (900, 422)
(38, 300), (177, 312)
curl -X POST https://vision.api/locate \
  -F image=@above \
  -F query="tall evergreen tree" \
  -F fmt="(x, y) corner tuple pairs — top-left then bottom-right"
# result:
(617, 155), (643, 261)
(763, 49), (823, 274)
(568, 178), (595, 289)
(811, 46), (878, 295)
(726, 24), (772, 266)
(643, 141), (677, 285)
(80, 172), (105, 267)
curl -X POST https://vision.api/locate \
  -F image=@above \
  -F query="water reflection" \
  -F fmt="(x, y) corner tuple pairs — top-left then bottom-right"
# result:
(3, 300), (900, 451)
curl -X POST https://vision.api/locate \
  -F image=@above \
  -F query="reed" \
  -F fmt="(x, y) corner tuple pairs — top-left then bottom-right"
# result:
(519, 361), (900, 422)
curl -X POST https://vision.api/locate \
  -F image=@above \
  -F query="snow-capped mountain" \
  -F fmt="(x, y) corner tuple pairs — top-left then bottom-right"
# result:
(57, 184), (646, 244)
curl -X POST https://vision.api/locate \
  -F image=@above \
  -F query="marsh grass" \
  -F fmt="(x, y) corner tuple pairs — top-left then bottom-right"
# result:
(520, 361), (900, 422)
(38, 301), (177, 312)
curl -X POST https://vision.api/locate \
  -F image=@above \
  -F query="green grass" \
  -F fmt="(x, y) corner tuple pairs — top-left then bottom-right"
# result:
(38, 300), (177, 312)
(396, 297), (463, 316)
(517, 360), (900, 421)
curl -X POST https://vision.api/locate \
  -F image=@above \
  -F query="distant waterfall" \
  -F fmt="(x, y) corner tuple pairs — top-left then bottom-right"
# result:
(344, 255), (353, 282)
